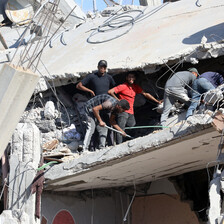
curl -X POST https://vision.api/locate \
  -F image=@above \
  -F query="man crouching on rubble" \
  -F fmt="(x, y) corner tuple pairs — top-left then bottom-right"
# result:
(160, 68), (199, 128)
(79, 94), (130, 152)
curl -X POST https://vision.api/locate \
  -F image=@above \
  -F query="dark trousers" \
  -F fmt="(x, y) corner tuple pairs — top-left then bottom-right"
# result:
(116, 112), (136, 144)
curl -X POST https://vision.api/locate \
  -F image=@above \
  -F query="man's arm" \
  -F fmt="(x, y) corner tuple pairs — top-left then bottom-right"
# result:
(76, 82), (95, 97)
(108, 88), (120, 101)
(92, 104), (105, 127)
(109, 114), (126, 136)
(141, 91), (162, 104)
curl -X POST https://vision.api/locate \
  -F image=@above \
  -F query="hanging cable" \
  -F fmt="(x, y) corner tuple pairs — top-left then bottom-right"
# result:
(123, 180), (136, 222)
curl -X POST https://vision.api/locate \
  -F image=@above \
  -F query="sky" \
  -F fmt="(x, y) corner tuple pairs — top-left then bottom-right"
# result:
(75, 0), (140, 12)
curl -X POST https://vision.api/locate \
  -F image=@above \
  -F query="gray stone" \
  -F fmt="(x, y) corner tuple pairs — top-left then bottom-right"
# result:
(67, 140), (79, 151)
(7, 123), (41, 224)
(44, 101), (55, 120)
(35, 120), (56, 133)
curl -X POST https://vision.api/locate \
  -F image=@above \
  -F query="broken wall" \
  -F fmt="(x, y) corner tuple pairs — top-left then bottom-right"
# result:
(41, 190), (129, 224)
(41, 177), (206, 224)
(132, 195), (200, 224)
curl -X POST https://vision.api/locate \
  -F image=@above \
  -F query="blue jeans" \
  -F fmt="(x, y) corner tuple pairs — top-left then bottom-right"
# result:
(186, 78), (215, 118)
(116, 112), (136, 144)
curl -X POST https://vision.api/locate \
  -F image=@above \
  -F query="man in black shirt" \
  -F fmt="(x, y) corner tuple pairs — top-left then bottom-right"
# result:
(76, 60), (115, 96)
(76, 60), (116, 149)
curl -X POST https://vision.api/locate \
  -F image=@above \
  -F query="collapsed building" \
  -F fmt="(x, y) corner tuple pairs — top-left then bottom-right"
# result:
(0, 0), (224, 223)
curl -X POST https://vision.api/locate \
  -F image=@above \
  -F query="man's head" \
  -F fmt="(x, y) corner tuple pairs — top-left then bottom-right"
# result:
(126, 73), (136, 85)
(116, 99), (130, 113)
(188, 68), (199, 77)
(98, 60), (107, 75)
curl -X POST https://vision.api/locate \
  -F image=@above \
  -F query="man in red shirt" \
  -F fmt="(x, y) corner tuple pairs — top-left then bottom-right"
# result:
(108, 73), (161, 144)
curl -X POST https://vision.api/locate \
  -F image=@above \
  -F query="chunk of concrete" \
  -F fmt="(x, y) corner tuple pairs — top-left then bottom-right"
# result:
(44, 101), (55, 119)
(0, 63), (39, 158)
(8, 123), (41, 224)
(0, 210), (30, 224)
(212, 111), (224, 133)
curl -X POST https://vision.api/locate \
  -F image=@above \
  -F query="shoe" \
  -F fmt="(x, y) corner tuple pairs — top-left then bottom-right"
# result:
(77, 145), (83, 153)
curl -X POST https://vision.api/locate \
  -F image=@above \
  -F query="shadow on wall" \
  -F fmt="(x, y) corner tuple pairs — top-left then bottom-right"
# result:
(182, 23), (224, 44)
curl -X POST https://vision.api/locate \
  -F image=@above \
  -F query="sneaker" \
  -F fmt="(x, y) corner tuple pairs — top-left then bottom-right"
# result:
(77, 145), (83, 153)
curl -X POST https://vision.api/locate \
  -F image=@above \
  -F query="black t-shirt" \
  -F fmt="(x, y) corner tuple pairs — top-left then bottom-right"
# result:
(81, 72), (115, 95)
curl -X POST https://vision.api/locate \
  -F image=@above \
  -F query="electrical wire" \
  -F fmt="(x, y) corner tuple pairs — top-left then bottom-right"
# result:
(0, 177), (8, 201)
(123, 179), (136, 222)
(87, 3), (169, 44)
(125, 125), (169, 129)
(49, 28), (69, 48)
(196, 0), (202, 7)
(37, 58), (72, 127)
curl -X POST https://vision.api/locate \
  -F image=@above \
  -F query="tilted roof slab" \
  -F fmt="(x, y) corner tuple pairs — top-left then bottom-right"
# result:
(44, 115), (220, 191)
(1, 0), (224, 92)
(38, 0), (224, 74)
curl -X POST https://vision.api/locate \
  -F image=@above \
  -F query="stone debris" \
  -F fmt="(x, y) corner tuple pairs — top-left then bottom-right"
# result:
(42, 139), (59, 152)
(43, 151), (75, 163)
(59, 147), (72, 153)
(212, 111), (224, 133)
(44, 101), (56, 120)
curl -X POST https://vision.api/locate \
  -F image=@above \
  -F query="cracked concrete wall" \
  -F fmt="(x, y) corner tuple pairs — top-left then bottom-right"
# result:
(2, 123), (41, 224)
(0, 64), (39, 158)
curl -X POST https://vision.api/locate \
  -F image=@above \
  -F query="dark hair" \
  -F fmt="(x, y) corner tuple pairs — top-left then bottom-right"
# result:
(126, 72), (136, 78)
(98, 60), (107, 67)
(118, 99), (130, 110)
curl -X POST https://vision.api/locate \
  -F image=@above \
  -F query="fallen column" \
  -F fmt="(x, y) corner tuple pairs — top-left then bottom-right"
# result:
(0, 63), (39, 158)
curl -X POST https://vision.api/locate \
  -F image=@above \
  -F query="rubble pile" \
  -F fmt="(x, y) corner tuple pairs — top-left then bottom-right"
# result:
(18, 92), (86, 164)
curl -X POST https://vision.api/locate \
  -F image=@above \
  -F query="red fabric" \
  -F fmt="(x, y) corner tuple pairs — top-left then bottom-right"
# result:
(114, 83), (142, 114)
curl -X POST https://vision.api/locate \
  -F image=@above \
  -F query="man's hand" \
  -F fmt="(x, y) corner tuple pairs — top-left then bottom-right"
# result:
(121, 131), (127, 137)
(90, 90), (95, 97)
(76, 82), (95, 97)
(99, 121), (106, 127)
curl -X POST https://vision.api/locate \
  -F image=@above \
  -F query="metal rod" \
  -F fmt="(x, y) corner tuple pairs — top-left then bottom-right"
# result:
(105, 125), (133, 139)
(125, 125), (169, 129)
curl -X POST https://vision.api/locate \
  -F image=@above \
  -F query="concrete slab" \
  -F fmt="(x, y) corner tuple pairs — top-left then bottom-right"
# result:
(44, 115), (220, 191)
(0, 64), (39, 158)
(36, 0), (224, 79)
(1, 0), (223, 93)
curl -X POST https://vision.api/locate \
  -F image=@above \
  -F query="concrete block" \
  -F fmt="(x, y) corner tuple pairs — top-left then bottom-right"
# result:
(0, 63), (39, 158)
(44, 101), (55, 120)
(8, 123), (41, 224)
